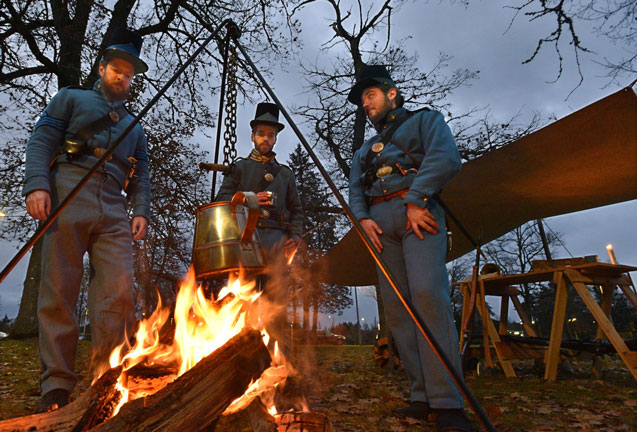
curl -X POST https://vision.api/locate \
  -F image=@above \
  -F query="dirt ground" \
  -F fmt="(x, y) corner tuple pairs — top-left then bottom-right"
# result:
(1, 338), (635, 431)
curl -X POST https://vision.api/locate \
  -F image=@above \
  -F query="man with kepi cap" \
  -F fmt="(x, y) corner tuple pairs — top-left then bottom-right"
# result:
(23, 28), (151, 413)
(347, 65), (472, 431)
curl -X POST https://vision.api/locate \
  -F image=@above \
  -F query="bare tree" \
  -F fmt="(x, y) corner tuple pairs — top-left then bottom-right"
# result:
(0, 0), (301, 336)
(291, 0), (548, 340)
(508, 0), (636, 88)
(482, 221), (563, 330)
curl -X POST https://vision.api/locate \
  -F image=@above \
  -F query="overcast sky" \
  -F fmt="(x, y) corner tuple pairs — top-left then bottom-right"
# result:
(1, 1), (635, 327)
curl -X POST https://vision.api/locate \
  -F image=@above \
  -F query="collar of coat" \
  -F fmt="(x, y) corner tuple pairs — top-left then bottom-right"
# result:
(248, 148), (277, 164)
(374, 106), (407, 133)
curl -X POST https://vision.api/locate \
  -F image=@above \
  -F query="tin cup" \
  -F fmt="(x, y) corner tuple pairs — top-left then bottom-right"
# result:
(266, 191), (277, 207)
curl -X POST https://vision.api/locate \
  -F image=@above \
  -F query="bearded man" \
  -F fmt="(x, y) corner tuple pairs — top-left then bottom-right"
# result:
(23, 28), (151, 413)
(216, 102), (302, 354)
(348, 65), (472, 431)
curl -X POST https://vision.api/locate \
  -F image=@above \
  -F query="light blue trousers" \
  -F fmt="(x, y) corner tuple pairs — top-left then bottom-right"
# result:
(38, 163), (135, 395)
(370, 196), (464, 408)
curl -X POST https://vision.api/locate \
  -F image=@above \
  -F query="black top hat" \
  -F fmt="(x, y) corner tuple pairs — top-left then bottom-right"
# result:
(102, 28), (148, 74)
(347, 65), (396, 105)
(250, 102), (285, 132)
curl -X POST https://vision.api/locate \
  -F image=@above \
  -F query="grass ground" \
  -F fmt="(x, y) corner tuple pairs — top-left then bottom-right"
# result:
(1, 339), (635, 431)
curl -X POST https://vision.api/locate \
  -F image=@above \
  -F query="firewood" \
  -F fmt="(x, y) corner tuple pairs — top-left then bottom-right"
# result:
(373, 337), (401, 369)
(0, 329), (271, 432)
(92, 329), (271, 431)
(0, 366), (123, 432)
(246, 398), (277, 432)
(275, 412), (333, 432)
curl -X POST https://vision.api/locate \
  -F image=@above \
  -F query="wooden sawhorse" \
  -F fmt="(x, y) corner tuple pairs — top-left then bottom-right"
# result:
(476, 263), (637, 381)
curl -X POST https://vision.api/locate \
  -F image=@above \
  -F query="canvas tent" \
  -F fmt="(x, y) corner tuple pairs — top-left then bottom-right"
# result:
(311, 87), (637, 286)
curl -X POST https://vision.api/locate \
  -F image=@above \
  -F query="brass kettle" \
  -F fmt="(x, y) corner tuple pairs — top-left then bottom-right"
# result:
(192, 191), (266, 280)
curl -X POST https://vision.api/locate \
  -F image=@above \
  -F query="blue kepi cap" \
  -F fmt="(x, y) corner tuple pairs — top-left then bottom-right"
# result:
(102, 28), (148, 74)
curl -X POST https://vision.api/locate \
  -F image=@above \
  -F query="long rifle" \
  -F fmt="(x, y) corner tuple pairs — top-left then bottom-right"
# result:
(230, 33), (497, 432)
(0, 19), (235, 284)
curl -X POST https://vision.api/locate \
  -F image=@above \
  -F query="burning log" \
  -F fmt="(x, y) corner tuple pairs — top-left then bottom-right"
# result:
(0, 329), (271, 432)
(246, 398), (278, 432)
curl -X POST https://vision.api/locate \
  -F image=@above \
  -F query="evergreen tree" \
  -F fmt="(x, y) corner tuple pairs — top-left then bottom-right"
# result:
(287, 144), (351, 332)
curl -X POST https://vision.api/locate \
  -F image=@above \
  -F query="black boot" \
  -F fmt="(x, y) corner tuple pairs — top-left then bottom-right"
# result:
(35, 389), (70, 413)
(391, 401), (430, 420)
(434, 408), (473, 432)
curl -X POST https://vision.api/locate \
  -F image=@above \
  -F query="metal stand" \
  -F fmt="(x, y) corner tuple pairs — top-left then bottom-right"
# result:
(211, 33), (231, 199)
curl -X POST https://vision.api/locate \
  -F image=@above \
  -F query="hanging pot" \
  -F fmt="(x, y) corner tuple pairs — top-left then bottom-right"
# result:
(192, 191), (266, 279)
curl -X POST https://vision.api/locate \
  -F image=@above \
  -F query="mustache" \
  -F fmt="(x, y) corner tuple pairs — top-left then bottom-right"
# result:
(102, 81), (131, 102)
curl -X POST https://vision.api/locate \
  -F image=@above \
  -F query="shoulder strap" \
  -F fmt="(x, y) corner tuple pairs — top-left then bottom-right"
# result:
(74, 105), (129, 143)
(362, 108), (430, 172)
(252, 160), (282, 193)
(387, 107), (431, 166)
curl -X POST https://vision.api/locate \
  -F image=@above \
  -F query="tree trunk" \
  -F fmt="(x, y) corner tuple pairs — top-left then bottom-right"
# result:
(311, 296), (318, 332)
(302, 287), (310, 330)
(291, 286), (298, 328)
(375, 285), (387, 338)
(9, 238), (42, 338)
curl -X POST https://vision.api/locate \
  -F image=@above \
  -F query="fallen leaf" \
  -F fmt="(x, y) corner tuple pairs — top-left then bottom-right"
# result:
(403, 417), (422, 425)
(486, 405), (503, 419)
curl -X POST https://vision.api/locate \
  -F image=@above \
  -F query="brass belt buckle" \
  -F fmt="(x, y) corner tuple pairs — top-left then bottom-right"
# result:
(62, 139), (84, 159)
(376, 165), (393, 178)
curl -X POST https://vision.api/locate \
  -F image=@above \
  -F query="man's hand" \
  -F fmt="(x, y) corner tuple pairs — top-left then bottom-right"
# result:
(284, 236), (301, 257)
(131, 216), (148, 241)
(256, 191), (272, 207)
(405, 203), (439, 239)
(25, 190), (51, 221)
(360, 218), (383, 252)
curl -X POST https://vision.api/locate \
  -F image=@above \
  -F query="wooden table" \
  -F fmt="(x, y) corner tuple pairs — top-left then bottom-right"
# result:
(458, 263), (637, 381)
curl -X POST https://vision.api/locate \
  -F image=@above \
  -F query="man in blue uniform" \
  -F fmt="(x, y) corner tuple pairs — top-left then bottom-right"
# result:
(216, 102), (302, 351)
(348, 65), (472, 431)
(23, 28), (151, 413)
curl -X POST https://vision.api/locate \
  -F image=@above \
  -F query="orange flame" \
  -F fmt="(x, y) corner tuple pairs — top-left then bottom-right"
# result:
(100, 266), (298, 418)
(285, 242), (300, 265)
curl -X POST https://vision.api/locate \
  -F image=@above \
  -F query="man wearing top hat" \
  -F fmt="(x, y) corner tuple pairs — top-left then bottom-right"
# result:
(23, 28), (151, 413)
(216, 102), (302, 350)
(347, 65), (472, 431)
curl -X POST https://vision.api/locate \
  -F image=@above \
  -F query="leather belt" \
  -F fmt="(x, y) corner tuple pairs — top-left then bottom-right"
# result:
(89, 146), (131, 174)
(369, 188), (409, 206)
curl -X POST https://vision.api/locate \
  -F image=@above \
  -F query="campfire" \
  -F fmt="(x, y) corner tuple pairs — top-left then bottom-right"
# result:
(0, 267), (332, 432)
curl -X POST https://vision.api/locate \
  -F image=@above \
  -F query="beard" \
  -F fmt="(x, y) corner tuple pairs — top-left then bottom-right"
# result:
(366, 96), (393, 125)
(101, 79), (131, 102)
(256, 142), (274, 155)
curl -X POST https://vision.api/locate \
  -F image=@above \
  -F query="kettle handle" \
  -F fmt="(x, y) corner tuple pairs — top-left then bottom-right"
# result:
(230, 191), (260, 245)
